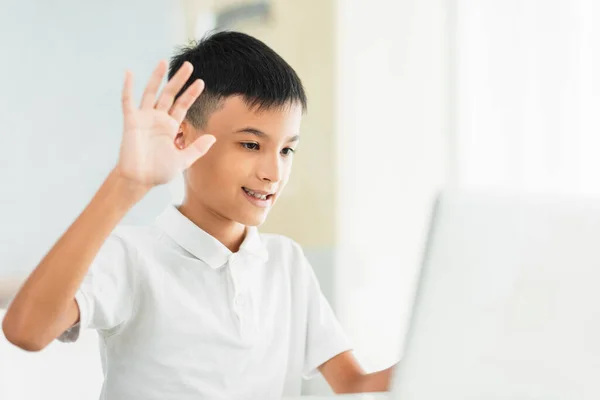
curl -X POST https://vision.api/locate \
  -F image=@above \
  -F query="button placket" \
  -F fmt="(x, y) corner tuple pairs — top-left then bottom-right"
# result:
(235, 295), (245, 306)
(229, 253), (251, 338)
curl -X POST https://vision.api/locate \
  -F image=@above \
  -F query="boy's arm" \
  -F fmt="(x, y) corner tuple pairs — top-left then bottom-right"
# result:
(2, 171), (148, 351)
(319, 351), (396, 394)
(2, 60), (215, 351)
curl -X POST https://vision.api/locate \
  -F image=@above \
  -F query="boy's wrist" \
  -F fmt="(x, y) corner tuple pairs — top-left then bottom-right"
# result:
(110, 167), (153, 198)
(100, 167), (152, 213)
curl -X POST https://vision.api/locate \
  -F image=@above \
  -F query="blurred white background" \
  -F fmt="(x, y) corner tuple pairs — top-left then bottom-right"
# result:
(2, 0), (600, 398)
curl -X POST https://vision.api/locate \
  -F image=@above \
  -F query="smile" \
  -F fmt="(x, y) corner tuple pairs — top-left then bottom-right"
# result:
(242, 187), (274, 200)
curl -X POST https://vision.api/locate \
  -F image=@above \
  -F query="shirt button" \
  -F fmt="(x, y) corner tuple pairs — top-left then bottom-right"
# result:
(235, 296), (245, 306)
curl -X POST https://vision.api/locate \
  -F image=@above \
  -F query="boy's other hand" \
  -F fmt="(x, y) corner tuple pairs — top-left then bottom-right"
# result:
(116, 60), (215, 188)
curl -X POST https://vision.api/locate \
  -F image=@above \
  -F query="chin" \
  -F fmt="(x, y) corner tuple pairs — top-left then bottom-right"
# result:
(236, 211), (269, 227)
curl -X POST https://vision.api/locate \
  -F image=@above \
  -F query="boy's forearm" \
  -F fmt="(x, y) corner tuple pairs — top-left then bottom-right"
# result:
(355, 366), (395, 393)
(2, 168), (149, 345)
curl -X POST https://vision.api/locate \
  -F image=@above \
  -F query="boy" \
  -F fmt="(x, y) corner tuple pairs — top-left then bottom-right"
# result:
(3, 31), (393, 399)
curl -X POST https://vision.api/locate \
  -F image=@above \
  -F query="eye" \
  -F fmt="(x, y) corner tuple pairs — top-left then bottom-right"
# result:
(241, 142), (260, 151)
(281, 147), (296, 157)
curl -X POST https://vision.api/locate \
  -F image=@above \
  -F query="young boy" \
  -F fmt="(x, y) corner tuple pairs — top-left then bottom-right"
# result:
(3, 31), (393, 399)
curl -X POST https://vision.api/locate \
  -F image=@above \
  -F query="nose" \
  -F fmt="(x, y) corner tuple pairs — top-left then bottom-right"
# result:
(257, 152), (283, 183)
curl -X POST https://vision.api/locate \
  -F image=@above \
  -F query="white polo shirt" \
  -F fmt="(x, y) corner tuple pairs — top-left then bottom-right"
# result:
(59, 205), (351, 399)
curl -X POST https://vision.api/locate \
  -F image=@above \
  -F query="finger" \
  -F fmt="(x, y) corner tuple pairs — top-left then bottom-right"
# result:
(140, 60), (168, 109)
(155, 61), (194, 112)
(121, 70), (134, 116)
(169, 79), (204, 124)
(180, 134), (216, 169)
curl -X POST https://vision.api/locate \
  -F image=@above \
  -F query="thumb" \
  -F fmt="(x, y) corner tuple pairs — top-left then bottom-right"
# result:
(180, 134), (216, 169)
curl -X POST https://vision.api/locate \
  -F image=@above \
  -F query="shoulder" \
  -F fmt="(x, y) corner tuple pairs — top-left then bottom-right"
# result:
(112, 223), (160, 242)
(109, 224), (162, 253)
(259, 233), (306, 260)
(91, 224), (162, 271)
(259, 233), (315, 280)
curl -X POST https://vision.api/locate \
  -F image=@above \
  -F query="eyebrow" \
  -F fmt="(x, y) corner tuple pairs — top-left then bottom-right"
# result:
(234, 127), (300, 143)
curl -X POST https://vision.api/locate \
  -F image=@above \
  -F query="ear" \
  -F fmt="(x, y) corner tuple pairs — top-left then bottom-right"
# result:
(176, 120), (201, 150)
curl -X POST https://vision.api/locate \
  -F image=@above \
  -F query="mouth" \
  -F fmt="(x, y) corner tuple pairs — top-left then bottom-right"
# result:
(242, 187), (275, 207)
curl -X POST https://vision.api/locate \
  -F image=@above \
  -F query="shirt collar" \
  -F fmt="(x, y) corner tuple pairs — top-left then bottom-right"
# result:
(155, 205), (269, 269)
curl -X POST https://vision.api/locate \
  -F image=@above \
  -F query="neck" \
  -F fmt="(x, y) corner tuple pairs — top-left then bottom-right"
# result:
(177, 196), (246, 253)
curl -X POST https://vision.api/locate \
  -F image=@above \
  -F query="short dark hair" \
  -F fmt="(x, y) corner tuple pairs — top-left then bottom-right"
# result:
(169, 31), (307, 128)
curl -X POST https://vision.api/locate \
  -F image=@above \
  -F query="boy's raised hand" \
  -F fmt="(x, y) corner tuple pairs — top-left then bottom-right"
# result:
(116, 60), (215, 188)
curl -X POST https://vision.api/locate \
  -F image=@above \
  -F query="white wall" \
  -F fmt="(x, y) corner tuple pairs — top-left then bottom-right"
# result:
(456, 0), (600, 194)
(0, 0), (181, 279)
(335, 0), (451, 371)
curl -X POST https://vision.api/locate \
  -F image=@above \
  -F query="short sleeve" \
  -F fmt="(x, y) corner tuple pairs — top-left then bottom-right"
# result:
(57, 233), (137, 343)
(302, 259), (353, 380)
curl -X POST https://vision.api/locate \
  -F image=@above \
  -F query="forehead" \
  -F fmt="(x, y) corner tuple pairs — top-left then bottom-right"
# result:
(206, 96), (302, 136)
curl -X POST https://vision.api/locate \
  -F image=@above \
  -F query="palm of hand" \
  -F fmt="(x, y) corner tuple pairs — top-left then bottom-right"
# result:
(116, 60), (215, 187)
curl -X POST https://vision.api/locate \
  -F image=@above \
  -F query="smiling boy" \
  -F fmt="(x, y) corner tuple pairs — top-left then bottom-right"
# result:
(3, 31), (393, 399)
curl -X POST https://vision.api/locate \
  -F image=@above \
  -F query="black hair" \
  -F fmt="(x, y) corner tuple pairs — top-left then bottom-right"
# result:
(169, 31), (307, 128)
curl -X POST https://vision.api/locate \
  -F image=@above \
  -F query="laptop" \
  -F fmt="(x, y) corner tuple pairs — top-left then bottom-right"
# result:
(389, 190), (600, 400)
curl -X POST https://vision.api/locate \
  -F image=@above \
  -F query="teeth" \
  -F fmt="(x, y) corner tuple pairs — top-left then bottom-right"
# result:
(244, 188), (268, 200)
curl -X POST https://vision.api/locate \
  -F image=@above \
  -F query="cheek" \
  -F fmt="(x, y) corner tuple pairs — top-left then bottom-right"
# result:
(278, 162), (293, 188)
(283, 158), (294, 177)
(189, 149), (252, 189)
(186, 152), (223, 188)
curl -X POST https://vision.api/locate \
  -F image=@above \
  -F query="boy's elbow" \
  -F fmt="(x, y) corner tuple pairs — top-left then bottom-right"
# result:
(2, 313), (48, 352)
